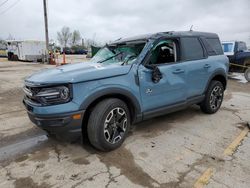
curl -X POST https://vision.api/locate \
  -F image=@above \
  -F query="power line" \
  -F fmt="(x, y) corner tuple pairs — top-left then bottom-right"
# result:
(0, 0), (21, 15)
(0, 0), (9, 7)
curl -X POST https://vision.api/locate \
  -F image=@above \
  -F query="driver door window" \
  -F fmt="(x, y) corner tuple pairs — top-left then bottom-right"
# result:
(150, 40), (178, 65)
(138, 38), (187, 112)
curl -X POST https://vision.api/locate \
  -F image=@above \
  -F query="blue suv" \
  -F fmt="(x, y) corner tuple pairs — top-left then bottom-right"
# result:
(23, 31), (229, 151)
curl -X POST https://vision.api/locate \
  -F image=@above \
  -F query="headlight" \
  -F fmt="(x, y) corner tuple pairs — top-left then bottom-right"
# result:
(35, 86), (71, 105)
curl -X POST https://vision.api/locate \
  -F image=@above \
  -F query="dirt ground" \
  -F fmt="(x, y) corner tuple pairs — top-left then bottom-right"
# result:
(0, 57), (250, 188)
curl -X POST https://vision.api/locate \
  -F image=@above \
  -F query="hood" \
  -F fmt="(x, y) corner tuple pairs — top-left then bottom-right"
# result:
(25, 62), (131, 85)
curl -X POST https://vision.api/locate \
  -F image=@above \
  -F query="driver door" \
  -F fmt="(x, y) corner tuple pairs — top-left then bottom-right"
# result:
(138, 39), (187, 113)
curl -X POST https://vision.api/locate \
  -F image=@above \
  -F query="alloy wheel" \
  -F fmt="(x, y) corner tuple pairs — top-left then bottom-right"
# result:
(104, 107), (127, 144)
(209, 86), (223, 110)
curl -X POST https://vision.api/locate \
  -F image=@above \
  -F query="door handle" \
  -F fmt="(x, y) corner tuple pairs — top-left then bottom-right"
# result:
(204, 64), (211, 68)
(172, 69), (184, 74)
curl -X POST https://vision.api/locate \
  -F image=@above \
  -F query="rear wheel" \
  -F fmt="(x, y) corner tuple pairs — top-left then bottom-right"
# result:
(87, 98), (130, 151)
(200, 80), (224, 114)
(244, 68), (250, 82)
(243, 59), (250, 82)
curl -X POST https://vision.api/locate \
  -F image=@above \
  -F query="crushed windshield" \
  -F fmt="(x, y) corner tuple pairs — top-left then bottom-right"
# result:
(91, 42), (146, 65)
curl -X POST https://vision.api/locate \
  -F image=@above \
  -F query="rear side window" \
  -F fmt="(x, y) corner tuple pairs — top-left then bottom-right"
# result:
(202, 38), (223, 56)
(181, 37), (204, 61)
(237, 42), (247, 51)
(206, 38), (223, 55)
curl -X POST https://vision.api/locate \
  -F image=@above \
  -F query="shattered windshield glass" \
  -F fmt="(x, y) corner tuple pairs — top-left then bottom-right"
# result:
(91, 42), (146, 65)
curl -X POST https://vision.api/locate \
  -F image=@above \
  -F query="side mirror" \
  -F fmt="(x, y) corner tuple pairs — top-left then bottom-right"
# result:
(145, 64), (162, 83)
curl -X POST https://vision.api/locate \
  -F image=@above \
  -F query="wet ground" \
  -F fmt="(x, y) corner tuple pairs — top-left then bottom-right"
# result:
(0, 57), (250, 188)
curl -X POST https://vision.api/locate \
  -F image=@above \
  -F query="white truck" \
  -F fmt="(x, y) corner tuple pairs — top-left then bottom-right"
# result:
(7, 40), (47, 62)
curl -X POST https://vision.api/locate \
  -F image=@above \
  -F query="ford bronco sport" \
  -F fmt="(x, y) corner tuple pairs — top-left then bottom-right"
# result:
(23, 31), (229, 151)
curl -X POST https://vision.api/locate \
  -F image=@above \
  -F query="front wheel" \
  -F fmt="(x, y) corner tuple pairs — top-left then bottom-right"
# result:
(87, 98), (130, 151)
(200, 80), (224, 114)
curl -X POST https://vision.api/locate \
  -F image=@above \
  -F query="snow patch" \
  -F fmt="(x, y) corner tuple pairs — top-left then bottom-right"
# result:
(228, 73), (248, 83)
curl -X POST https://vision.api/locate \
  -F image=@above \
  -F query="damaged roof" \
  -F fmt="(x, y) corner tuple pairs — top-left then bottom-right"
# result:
(111, 31), (219, 44)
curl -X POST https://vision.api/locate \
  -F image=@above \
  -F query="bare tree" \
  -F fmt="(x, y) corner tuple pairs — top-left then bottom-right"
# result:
(57, 26), (72, 48)
(85, 38), (98, 49)
(71, 30), (81, 46)
(7, 34), (14, 40)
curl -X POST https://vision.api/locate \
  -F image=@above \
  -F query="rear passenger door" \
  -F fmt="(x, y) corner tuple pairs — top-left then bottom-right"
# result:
(180, 37), (211, 98)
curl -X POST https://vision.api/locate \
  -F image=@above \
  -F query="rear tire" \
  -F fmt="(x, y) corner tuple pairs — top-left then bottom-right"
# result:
(244, 68), (250, 82)
(87, 98), (130, 151)
(200, 80), (224, 114)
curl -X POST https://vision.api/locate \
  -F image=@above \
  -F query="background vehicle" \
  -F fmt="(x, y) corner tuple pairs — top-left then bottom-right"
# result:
(63, 46), (88, 55)
(0, 40), (7, 57)
(222, 41), (250, 81)
(23, 31), (229, 151)
(7, 40), (47, 61)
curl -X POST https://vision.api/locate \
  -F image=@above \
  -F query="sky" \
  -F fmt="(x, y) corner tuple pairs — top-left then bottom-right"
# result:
(0, 0), (250, 46)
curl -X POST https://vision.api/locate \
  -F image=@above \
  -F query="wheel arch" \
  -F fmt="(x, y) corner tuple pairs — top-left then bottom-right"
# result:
(80, 88), (142, 135)
(243, 57), (250, 66)
(205, 70), (227, 92)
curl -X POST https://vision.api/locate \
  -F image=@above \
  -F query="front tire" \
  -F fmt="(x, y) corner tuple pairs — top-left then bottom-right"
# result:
(200, 80), (224, 114)
(87, 98), (130, 151)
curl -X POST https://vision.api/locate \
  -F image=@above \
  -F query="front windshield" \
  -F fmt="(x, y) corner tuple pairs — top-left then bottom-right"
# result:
(91, 42), (146, 65)
(222, 43), (234, 53)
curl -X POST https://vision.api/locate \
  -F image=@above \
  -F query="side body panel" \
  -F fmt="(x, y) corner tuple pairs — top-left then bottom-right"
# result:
(185, 55), (228, 97)
(202, 55), (229, 92)
(184, 58), (210, 98)
(138, 64), (186, 112)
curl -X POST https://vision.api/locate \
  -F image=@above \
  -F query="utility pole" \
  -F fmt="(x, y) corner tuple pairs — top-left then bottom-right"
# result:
(82, 38), (84, 47)
(43, 0), (49, 63)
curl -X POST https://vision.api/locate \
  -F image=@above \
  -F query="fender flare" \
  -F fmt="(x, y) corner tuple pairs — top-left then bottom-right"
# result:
(204, 69), (227, 93)
(79, 87), (141, 114)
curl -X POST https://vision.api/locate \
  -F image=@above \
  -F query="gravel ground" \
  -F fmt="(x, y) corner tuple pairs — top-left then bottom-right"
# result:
(0, 57), (249, 188)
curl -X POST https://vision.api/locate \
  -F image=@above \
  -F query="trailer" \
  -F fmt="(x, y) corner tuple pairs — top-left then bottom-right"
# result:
(0, 40), (7, 57)
(7, 40), (47, 62)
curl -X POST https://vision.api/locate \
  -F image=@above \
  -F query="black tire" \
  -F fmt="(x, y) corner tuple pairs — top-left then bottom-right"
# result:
(200, 80), (224, 114)
(87, 98), (130, 151)
(7, 52), (13, 60)
(244, 68), (250, 82)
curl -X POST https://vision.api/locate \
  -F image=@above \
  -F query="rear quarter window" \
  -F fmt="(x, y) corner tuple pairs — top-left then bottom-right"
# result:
(203, 38), (223, 55)
(181, 37), (204, 61)
(237, 42), (247, 51)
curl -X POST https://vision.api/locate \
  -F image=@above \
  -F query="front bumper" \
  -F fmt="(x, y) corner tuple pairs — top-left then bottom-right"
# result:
(24, 100), (85, 141)
(27, 110), (85, 141)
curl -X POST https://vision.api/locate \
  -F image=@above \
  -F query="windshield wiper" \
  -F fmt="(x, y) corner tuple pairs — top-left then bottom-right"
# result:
(97, 52), (123, 64)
